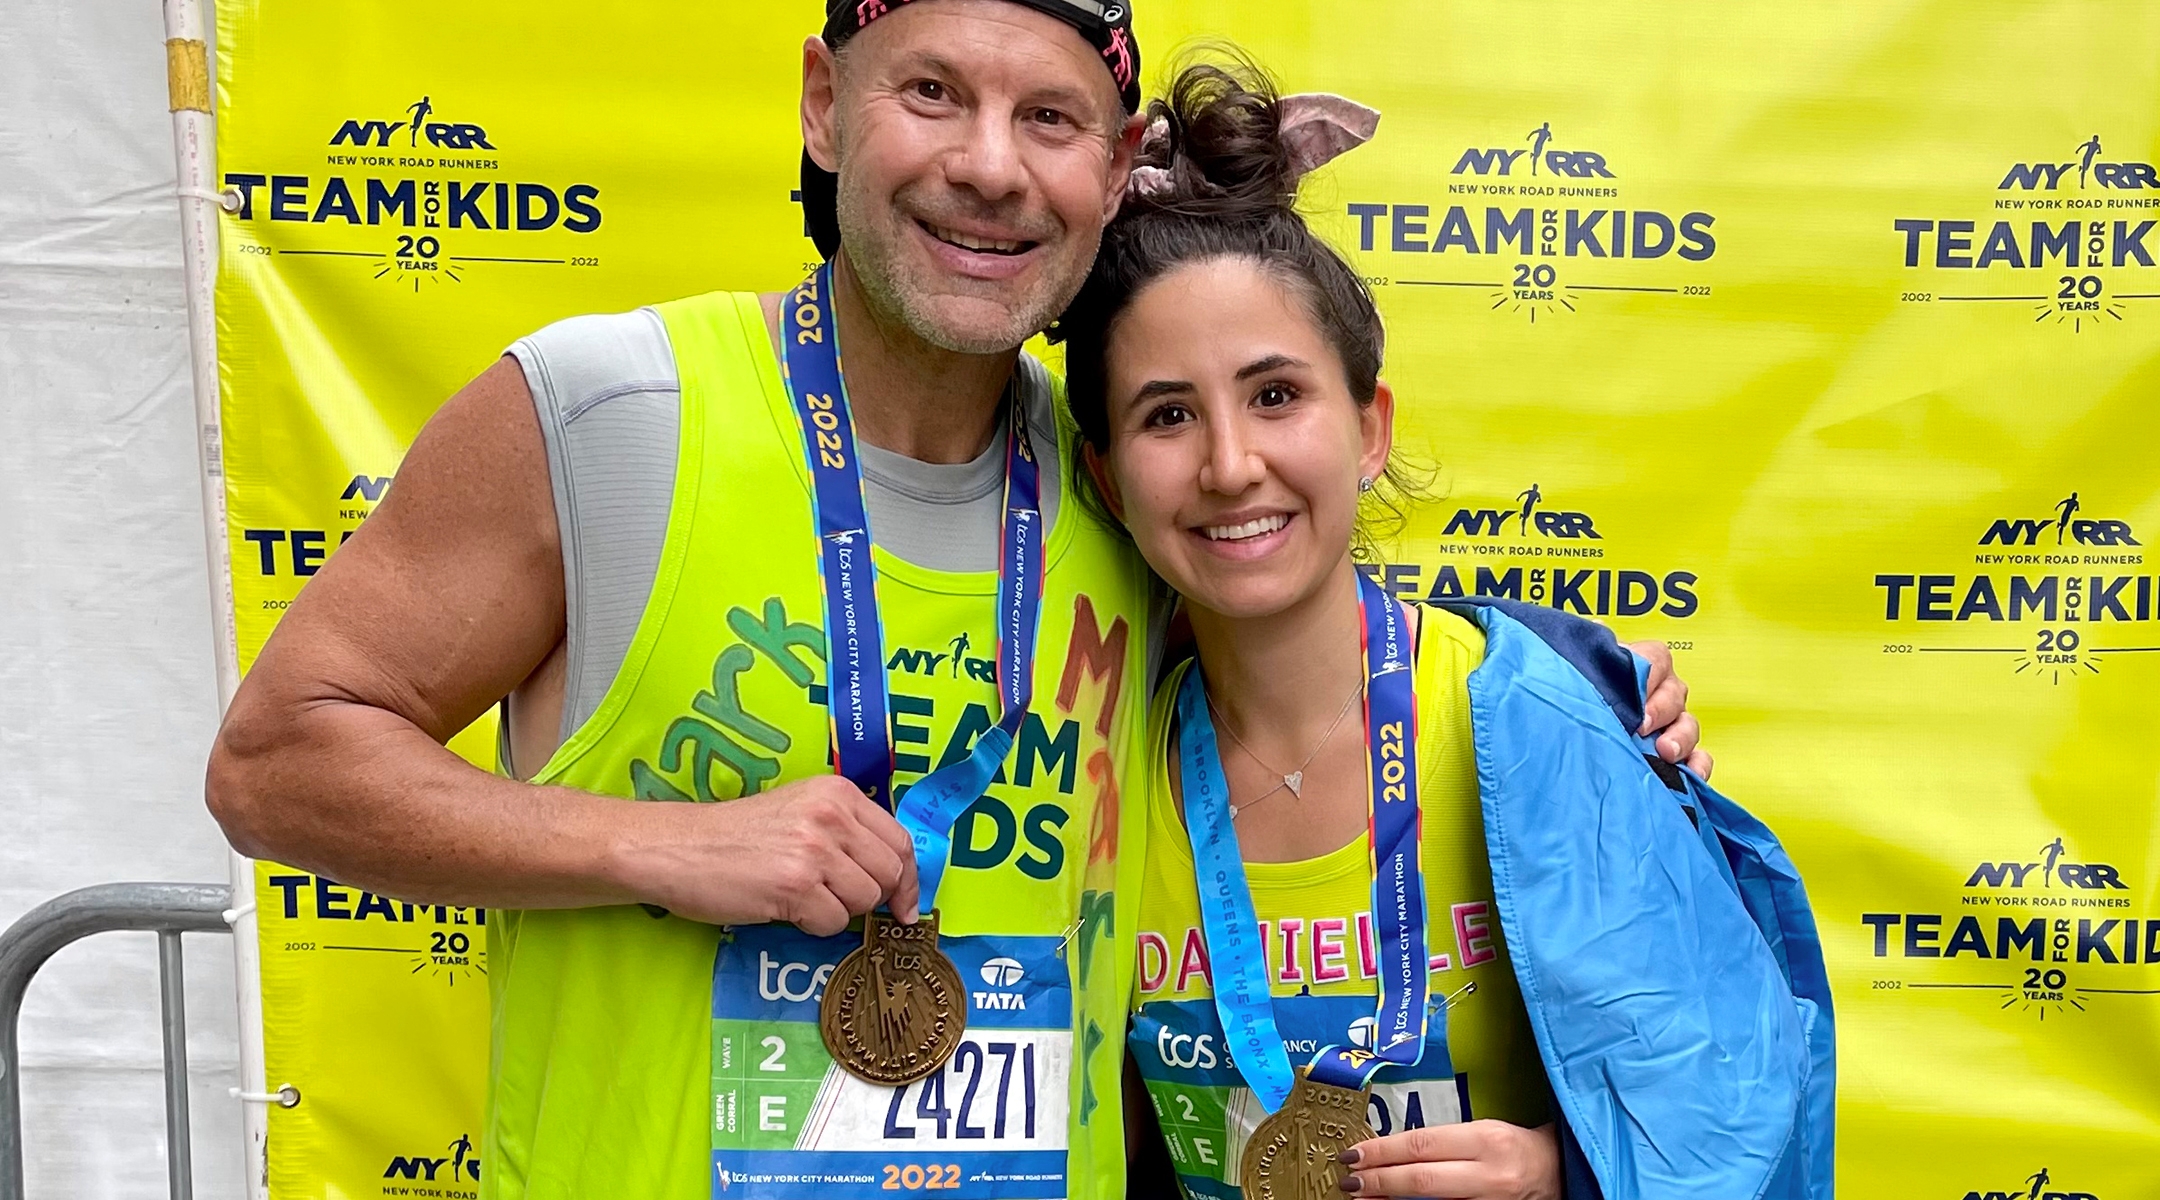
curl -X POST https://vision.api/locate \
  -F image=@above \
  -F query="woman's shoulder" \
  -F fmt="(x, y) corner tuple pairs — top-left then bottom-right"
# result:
(1413, 600), (1487, 673)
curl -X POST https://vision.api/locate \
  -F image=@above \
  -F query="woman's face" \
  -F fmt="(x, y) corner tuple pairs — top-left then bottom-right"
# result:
(1092, 255), (1391, 620)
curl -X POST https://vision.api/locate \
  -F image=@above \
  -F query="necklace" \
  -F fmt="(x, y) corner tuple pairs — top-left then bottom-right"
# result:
(1204, 676), (1366, 818)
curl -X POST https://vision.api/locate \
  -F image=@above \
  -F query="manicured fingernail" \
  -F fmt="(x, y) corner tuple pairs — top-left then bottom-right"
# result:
(1337, 1175), (1362, 1193)
(1337, 1147), (1361, 1167)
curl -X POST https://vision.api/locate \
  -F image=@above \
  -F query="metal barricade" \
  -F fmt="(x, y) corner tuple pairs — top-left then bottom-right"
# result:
(0, 883), (233, 1200)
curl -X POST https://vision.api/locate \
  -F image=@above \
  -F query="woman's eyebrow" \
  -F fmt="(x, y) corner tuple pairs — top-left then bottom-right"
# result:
(1131, 378), (1195, 402)
(1234, 354), (1309, 380)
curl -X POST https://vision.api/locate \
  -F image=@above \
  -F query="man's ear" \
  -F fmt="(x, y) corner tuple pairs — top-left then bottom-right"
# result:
(1359, 379), (1396, 489)
(802, 37), (842, 171)
(1103, 111), (1148, 222)
(1082, 441), (1128, 524)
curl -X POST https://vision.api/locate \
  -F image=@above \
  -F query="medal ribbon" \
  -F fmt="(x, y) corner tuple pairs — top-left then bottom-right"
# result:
(1176, 571), (1428, 1110)
(780, 262), (1044, 913)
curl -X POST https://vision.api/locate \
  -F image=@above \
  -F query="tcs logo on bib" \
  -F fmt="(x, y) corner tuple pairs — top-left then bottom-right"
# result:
(756, 952), (833, 1003)
(1156, 1028), (1220, 1071)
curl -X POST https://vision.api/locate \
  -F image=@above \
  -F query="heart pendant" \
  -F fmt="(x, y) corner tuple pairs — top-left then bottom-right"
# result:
(1283, 771), (1303, 797)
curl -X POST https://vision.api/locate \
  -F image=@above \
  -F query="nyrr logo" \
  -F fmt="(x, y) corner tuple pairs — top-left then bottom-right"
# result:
(1978, 493), (2140, 548)
(330, 95), (495, 150)
(887, 633), (994, 683)
(1440, 484), (1601, 540)
(2000, 134), (2158, 190)
(1957, 1165), (2097, 1200)
(1451, 122), (1615, 179)
(383, 1133), (480, 1184)
(1966, 838), (2128, 892)
(341, 474), (392, 503)
(973, 955), (1028, 1011)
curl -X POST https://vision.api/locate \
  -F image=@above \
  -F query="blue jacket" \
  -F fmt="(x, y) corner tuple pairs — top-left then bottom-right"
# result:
(1442, 599), (1834, 1200)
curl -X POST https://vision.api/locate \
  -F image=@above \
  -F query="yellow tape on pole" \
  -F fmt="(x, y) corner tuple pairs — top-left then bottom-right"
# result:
(213, 2), (2159, 1196)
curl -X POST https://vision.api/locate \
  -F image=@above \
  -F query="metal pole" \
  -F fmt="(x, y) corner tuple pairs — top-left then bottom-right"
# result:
(158, 932), (195, 1200)
(155, 4), (274, 1197)
(0, 883), (230, 1200)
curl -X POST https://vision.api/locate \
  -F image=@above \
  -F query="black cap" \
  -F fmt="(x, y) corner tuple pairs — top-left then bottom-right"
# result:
(802, 0), (1141, 257)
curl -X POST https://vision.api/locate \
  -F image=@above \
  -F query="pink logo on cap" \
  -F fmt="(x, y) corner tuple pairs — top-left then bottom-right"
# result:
(1102, 27), (1133, 88)
(856, 0), (889, 26)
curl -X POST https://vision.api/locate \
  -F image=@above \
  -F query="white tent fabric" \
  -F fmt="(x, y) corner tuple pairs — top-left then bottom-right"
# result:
(2, 2), (244, 1194)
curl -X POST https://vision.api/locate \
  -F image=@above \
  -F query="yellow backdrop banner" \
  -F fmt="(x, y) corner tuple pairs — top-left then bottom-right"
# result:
(214, 2), (2159, 1197)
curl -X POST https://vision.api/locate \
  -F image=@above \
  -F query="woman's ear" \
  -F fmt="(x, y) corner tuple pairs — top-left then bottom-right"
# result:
(1082, 441), (1128, 524)
(1359, 379), (1396, 489)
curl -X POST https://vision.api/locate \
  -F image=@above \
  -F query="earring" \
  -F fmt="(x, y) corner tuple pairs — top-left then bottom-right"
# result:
(1357, 476), (1375, 493)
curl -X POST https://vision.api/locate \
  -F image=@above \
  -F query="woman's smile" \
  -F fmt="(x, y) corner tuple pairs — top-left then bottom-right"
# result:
(1192, 510), (1295, 555)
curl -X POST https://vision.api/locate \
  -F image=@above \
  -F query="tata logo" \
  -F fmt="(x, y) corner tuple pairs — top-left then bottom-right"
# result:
(1155, 1027), (1219, 1070)
(756, 950), (835, 1002)
(1441, 483), (1600, 539)
(973, 955), (1028, 1010)
(1999, 134), (2157, 190)
(887, 634), (994, 682)
(329, 95), (495, 150)
(383, 1133), (479, 1183)
(1451, 122), (1614, 179)
(1958, 1165), (2097, 1200)
(1966, 838), (2128, 891)
(1977, 493), (2139, 547)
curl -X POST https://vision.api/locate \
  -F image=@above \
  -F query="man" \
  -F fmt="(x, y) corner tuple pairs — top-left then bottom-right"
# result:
(207, 2), (1706, 1198)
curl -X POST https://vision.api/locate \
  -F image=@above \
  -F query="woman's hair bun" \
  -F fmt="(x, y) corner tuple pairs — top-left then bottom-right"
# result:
(1135, 53), (1298, 218)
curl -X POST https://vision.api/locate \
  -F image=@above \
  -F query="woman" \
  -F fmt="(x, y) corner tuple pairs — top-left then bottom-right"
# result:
(1052, 63), (1834, 1200)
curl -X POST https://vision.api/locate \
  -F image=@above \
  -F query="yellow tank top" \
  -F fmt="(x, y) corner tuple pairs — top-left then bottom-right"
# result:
(1129, 606), (1547, 1195)
(484, 291), (1153, 1200)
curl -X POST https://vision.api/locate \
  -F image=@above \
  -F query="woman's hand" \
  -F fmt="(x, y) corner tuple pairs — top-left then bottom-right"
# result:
(1336, 1119), (1559, 1199)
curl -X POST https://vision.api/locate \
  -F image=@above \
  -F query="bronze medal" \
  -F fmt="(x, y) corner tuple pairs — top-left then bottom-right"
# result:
(819, 908), (967, 1085)
(1240, 1067), (1378, 1200)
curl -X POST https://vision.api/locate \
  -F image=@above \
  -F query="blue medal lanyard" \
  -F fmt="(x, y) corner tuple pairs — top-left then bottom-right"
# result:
(1176, 571), (1428, 1110)
(779, 261), (1045, 913)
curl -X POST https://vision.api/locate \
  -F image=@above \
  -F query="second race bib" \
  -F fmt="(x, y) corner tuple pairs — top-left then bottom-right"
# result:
(1129, 994), (1463, 1200)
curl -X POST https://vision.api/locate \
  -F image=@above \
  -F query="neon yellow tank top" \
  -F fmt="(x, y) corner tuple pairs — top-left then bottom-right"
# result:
(484, 291), (1153, 1200)
(1128, 606), (1547, 1196)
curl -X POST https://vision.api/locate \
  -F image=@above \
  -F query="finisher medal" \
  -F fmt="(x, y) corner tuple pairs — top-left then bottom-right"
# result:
(1179, 572), (1428, 1192)
(819, 910), (968, 1085)
(780, 262), (1046, 1085)
(1241, 1068), (1379, 1200)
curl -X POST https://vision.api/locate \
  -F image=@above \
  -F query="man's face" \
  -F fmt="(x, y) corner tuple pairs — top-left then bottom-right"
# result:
(805, 0), (1134, 355)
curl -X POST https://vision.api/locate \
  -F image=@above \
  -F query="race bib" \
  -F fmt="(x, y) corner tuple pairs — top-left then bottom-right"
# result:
(1129, 995), (1463, 1200)
(713, 925), (1073, 1199)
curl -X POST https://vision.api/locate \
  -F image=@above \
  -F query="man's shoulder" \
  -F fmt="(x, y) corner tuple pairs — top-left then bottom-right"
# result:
(509, 307), (680, 410)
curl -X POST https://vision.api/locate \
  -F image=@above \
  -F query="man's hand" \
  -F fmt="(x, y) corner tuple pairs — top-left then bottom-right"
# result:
(1337, 1120), (1559, 1199)
(626, 778), (920, 935)
(1626, 639), (1711, 779)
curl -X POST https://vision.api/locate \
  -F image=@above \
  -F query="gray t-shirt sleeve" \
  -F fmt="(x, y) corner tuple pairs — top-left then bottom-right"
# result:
(502, 305), (1073, 769)
(506, 308), (681, 750)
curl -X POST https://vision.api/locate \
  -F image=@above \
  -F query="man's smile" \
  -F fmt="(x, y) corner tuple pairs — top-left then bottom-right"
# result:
(919, 220), (1036, 255)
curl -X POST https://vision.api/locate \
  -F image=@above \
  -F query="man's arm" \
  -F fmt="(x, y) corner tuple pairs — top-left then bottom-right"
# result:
(1627, 639), (1711, 778)
(205, 357), (918, 934)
